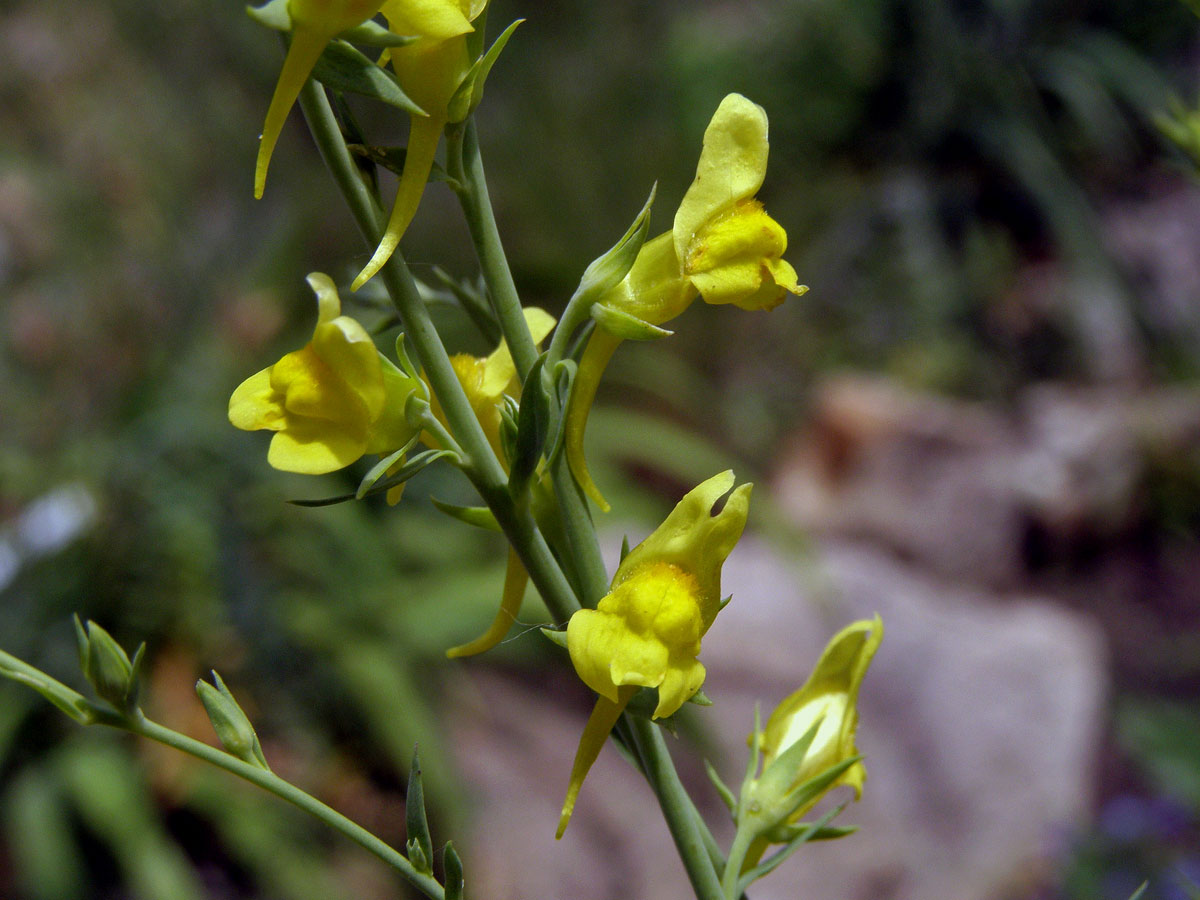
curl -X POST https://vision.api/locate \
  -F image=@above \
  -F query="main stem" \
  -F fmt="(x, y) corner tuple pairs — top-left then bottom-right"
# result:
(448, 120), (539, 383)
(296, 81), (578, 626)
(303, 79), (724, 900)
(448, 105), (726, 900)
(129, 715), (445, 900)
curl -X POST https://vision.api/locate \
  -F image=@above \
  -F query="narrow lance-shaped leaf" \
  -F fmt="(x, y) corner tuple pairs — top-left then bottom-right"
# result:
(405, 748), (434, 875)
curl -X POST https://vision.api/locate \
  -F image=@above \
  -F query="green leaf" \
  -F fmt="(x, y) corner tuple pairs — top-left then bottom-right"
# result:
(340, 19), (417, 47)
(0, 649), (94, 725)
(405, 747), (434, 875)
(447, 19), (524, 123)
(429, 498), (502, 531)
(571, 183), (657, 310)
(543, 359), (576, 468)
(346, 144), (457, 187)
(737, 804), (846, 894)
(705, 760), (737, 814)
(509, 355), (551, 493)
(539, 627), (568, 650)
(312, 41), (425, 116)
(443, 842), (464, 900)
(289, 449), (454, 507)
(355, 434), (421, 499)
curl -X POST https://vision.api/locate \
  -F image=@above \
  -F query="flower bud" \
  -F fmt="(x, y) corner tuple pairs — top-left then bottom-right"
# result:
(196, 672), (270, 769)
(74, 617), (143, 713)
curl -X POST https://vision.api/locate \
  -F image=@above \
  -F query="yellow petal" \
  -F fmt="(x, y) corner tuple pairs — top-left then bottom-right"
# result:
(597, 231), (694, 328)
(353, 113), (445, 290)
(556, 689), (634, 839)
(480, 307), (556, 397)
(563, 328), (621, 512)
(380, 0), (474, 41)
(267, 416), (367, 473)
(673, 94), (769, 266)
(290, 0), (387, 32)
(270, 345), (370, 428)
(229, 368), (286, 432)
(312, 318), (386, 418)
(365, 357), (422, 453)
(255, 25), (333, 199)
(306, 271), (343, 324)
(613, 472), (751, 630)
(445, 550), (527, 658)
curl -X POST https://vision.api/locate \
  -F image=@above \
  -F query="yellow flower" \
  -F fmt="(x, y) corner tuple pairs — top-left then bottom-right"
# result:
(434, 308), (553, 659)
(428, 307), (555, 460)
(351, 0), (488, 290)
(566, 94), (806, 510)
(229, 273), (422, 473)
(254, 0), (388, 199)
(557, 471), (752, 838)
(742, 616), (882, 856)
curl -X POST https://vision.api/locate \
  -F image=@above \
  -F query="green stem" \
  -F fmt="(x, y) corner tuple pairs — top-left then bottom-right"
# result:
(297, 80), (579, 625)
(720, 825), (755, 900)
(549, 461), (609, 606)
(301, 77), (723, 900)
(448, 119), (538, 382)
(128, 714), (446, 899)
(631, 718), (726, 900)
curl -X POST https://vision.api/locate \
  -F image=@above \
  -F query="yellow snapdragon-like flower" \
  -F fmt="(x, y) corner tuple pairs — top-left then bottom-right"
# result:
(351, 0), (488, 290)
(434, 307), (554, 659)
(566, 94), (806, 510)
(429, 307), (555, 460)
(737, 616), (882, 868)
(757, 616), (882, 813)
(255, 0), (388, 199)
(229, 273), (422, 473)
(557, 471), (752, 838)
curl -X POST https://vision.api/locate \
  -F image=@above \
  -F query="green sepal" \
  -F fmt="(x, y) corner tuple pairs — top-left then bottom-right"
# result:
(346, 145), (458, 188)
(405, 747), (434, 876)
(498, 395), (520, 472)
(590, 303), (673, 341)
(568, 184), (656, 314)
(508, 355), (551, 494)
(312, 41), (425, 116)
(752, 718), (822, 802)
(246, 0), (290, 31)
(736, 804), (846, 895)
(288, 449), (455, 507)
(0, 649), (94, 725)
(430, 498), (502, 532)
(761, 820), (858, 844)
(446, 19), (524, 123)
(443, 842), (464, 900)
(705, 759), (737, 814)
(393, 335), (422, 383)
(539, 627), (568, 650)
(355, 434), (422, 499)
(339, 19), (418, 47)
(196, 672), (270, 770)
(74, 616), (142, 714)
(542, 359), (576, 469)
(619, 535), (631, 562)
(688, 689), (712, 707)
(772, 755), (862, 828)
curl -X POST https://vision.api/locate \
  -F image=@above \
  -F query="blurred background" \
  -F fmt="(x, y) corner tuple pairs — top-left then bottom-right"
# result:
(1, 0), (1199, 897)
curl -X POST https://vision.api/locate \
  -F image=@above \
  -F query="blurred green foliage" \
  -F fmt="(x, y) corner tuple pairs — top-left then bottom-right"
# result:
(1, 0), (1198, 897)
